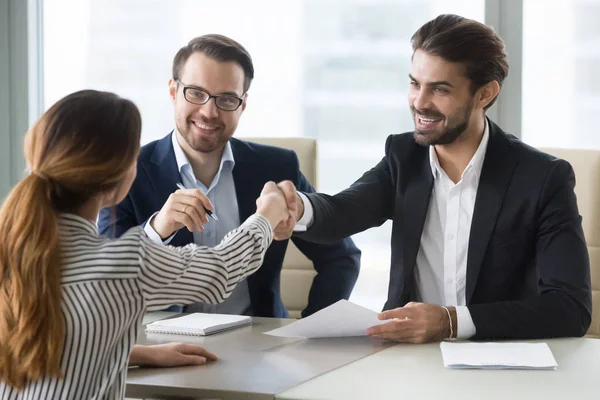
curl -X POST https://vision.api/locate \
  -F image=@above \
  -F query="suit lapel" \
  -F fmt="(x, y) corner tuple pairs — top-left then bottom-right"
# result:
(230, 139), (264, 300)
(465, 119), (519, 303)
(231, 139), (260, 223)
(401, 147), (434, 297)
(142, 131), (193, 246)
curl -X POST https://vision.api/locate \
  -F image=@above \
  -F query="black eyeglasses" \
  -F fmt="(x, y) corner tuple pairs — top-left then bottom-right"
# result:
(176, 80), (244, 111)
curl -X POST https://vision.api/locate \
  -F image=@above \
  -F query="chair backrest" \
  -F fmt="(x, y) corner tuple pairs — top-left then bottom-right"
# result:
(539, 148), (600, 338)
(243, 137), (318, 318)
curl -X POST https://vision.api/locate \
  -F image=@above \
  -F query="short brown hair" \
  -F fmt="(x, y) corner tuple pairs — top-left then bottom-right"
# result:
(411, 14), (509, 109)
(172, 34), (254, 93)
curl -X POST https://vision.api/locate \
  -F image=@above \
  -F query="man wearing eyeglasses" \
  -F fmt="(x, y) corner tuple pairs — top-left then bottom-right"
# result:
(98, 34), (360, 319)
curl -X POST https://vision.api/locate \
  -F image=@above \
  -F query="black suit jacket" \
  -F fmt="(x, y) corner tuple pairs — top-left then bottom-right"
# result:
(299, 119), (592, 339)
(98, 133), (361, 318)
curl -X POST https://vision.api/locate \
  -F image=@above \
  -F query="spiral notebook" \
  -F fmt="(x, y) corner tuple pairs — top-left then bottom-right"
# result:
(145, 313), (252, 336)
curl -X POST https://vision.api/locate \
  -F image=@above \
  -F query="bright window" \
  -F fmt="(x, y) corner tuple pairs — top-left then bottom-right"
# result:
(522, 0), (600, 149)
(44, 0), (484, 311)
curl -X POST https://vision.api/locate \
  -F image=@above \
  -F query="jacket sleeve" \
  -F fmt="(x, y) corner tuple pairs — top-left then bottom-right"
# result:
(297, 135), (396, 244)
(290, 170), (361, 317)
(98, 193), (142, 238)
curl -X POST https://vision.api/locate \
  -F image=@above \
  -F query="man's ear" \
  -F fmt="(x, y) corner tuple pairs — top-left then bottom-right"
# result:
(241, 93), (248, 112)
(478, 80), (500, 109)
(168, 79), (178, 104)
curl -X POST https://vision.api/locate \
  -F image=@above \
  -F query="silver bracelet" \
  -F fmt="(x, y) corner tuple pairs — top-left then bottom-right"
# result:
(441, 306), (453, 339)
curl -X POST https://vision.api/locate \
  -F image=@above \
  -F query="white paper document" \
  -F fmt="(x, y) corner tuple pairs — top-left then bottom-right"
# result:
(440, 342), (558, 370)
(264, 299), (383, 338)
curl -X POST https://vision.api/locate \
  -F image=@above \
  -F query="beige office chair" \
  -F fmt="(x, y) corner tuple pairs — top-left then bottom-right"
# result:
(540, 148), (600, 338)
(244, 137), (318, 318)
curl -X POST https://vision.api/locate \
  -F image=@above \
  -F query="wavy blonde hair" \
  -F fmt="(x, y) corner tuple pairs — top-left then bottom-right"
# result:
(0, 90), (141, 388)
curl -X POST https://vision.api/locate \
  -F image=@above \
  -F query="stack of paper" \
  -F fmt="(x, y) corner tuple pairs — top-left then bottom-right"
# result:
(146, 313), (251, 336)
(440, 342), (558, 370)
(264, 299), (382, 338)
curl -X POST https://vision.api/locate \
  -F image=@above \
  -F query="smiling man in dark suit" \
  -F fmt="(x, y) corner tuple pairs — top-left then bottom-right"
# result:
(273, 14), (592, 342)
(98, 34), (360, 318)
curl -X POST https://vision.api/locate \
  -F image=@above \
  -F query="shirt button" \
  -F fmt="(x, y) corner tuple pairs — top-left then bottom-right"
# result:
(447, 233), (455, 241)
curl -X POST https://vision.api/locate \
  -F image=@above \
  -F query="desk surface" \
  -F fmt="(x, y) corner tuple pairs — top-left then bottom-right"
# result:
(126, 316), (393, 400)
(277, 338), (600, 400)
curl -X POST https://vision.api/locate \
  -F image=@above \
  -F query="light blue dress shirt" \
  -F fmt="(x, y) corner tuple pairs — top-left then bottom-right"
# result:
(146, 132), (253, 315)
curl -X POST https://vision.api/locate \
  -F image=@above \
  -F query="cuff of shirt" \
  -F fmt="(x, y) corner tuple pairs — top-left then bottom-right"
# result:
(455, 306), (476, 339)
(294, 192), (314, 232)
(143, 212), (176, 245)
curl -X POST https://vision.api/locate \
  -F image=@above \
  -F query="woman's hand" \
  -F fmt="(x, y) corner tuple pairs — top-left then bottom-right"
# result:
(255, 181), (290, 230)
(129, 343), (218, 367)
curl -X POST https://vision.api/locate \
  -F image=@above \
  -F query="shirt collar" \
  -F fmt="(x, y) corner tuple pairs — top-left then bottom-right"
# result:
(171, 130), (235, 177)
(59, 213), (98, 235)
(429, 118), (489, 181)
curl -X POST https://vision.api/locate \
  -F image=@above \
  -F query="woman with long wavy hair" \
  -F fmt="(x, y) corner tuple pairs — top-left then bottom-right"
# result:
(0, 89), (289, 399)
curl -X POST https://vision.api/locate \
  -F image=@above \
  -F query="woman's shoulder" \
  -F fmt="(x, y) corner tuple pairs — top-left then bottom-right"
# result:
(60, 226), (147, 283)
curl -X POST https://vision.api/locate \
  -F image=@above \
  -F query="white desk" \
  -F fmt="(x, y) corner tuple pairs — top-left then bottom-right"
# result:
(276, 338), (600, 400)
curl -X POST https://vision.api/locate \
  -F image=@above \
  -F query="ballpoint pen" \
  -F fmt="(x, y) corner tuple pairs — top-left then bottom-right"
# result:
(176, 182), (219, 221)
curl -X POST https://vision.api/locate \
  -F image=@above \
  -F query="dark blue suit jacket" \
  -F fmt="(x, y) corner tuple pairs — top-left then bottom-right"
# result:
(98, 133), (361, 318)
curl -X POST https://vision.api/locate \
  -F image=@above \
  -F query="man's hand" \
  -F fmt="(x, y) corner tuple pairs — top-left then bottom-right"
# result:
(129, 343), (218, 367)
(271, 180), (304, 240)
(151, 188), (213, 239)
(367, 302), (455, 344)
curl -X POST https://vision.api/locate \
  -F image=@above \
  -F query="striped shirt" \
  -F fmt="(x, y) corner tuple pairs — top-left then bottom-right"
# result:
(0, 213), (272, 400)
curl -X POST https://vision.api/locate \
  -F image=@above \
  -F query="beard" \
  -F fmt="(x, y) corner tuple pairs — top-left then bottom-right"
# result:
(176, 118), (230, 154)
(412, 100), (473, 146)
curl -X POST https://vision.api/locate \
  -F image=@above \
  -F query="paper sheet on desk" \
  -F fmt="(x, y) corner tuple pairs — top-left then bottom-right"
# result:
(440, 342), (558, 370)
(264, 300), (383, 338)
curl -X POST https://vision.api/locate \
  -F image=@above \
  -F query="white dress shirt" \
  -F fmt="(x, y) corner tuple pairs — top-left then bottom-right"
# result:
(297, 121), (489, 339)
(415, 121), (489, 338)
(144, 131), (252, 315)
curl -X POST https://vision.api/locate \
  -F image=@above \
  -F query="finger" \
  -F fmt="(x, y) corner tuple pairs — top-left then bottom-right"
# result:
(180, 344), (218, 361)
(367, 319), (408, 335)
(185, 199), (208, 226)
(201, 350), (218, 361)
(371, 331), (412, 342)
(277, 181), (298, 213)
(176, 189), (214, 211)
(273, 220), (294, 241)
(273, 225), (290, 240)
(173, 194), (209, 225)
(176, 203), (205, 229)
(285, 215), (295, 227)
(171, 209), (201, 232)
(378, 307), (409, 320)
(180, 355), (207, 366)
(374, 329), (428, 343)
(276, 217), (293, 234)
(261, 181), (278, 195)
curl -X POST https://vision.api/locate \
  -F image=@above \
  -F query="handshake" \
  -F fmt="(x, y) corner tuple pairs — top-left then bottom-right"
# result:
(255, 181), (304, 240)
(150, 181), (305, 241)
